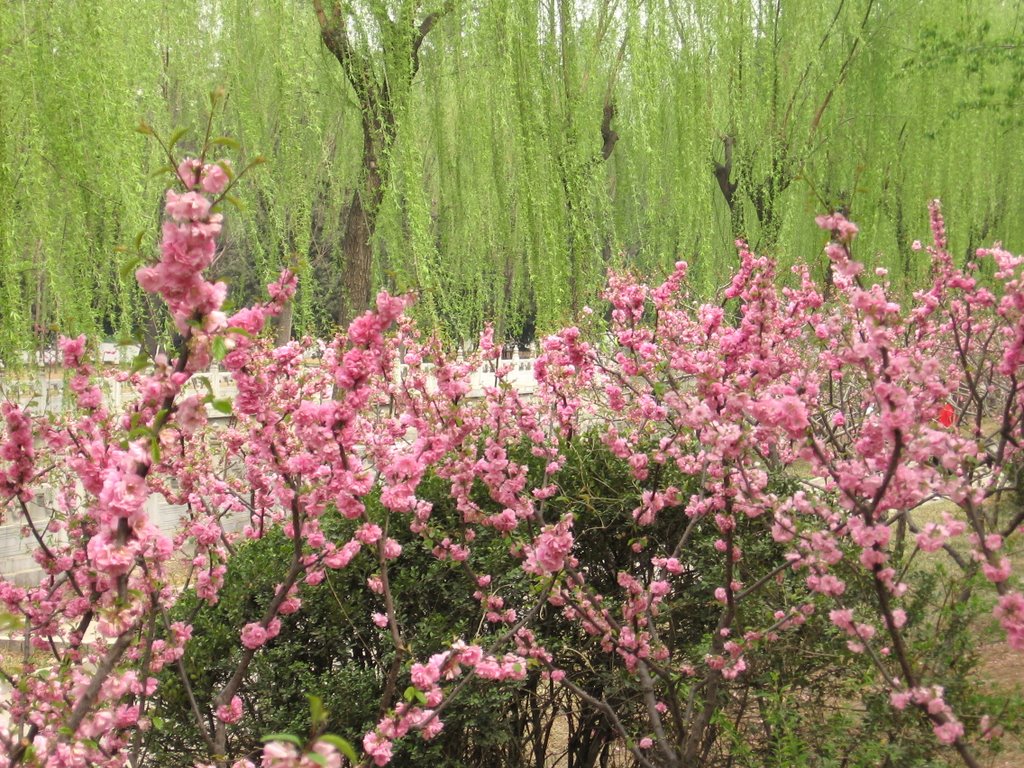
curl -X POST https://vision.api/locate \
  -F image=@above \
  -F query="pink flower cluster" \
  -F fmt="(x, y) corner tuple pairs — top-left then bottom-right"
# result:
(356, 642), (527, 763)
(0, 402), (34, 504)
(523, 516), (575, 574)
(259, 739), (343, 768)
(136, 159), (230, 332)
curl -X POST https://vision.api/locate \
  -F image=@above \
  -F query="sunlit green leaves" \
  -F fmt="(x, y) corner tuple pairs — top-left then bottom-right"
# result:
(3, 0), (1024, 355)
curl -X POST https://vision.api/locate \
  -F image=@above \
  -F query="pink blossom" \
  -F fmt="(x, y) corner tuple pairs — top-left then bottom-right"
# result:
(890, 690), (912, 710)
(216, 695), (243, 723)
(525, 518), (574, 574)
(202, 161), (230, 194)
(165, 190), (211, 222)
(58, 334), (87, 367)
(261, 740), (300, 766)
(356, 523), (383, 545)
(410, 660), (441, 690)
(177, 157), (201, 187)
(933, 719), (964, 745)
(240, 622), (269, 649)
(982, 557), (1012, 583)
(363, 732), (393, 766)
(815, 212), (859, 242)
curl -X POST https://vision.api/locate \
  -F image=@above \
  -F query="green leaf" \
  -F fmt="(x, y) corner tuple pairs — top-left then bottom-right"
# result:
(307, 693), (327, 726)
(210, 398), (233, 416)
(211, 336), (228, 362)
(305, 753), (328, 768)
(168, 127), (189, 150)
(136, 121), (154, 135)
(149, 164), (176, 178)
(319, 735), (358, 763)
(224, 326), (253, 338)
(151, 716), (165, 732)
(130, 350), (150, 374)
(0, 610), (23, 631)
(150, 438), (161, 465)
(404, 685), (427, 705)
(120, 255), (144, 282)
(128, 426), (152, 441)
(261, 733), (303, 746)
(211, 136), (240, 150)
(223, 194), (245, 211)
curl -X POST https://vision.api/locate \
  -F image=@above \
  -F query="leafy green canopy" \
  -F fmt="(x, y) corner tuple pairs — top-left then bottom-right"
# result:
(2, 0), (1022, 354)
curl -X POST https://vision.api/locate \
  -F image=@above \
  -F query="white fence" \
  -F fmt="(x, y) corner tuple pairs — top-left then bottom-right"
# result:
(3, 344), (538, 418)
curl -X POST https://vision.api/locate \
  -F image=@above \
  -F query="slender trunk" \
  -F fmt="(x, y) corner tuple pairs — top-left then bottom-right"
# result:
(274, 300), (293, 346)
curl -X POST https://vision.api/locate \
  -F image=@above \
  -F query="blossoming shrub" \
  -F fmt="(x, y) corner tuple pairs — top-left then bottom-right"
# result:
(148, 483), (527, 768)
(1, 123), (1024, 768)
(152, 435), (968, 768)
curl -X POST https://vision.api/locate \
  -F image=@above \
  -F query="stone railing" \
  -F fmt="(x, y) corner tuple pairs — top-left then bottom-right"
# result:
(1, 345), (540, 586)
(2, 343), (539, 418)
(0, 492), (198, 588)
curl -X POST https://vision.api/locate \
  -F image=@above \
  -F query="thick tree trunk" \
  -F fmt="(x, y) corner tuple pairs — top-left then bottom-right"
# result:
(314, 0), (447, 329)
(274, 300), (293, 347)
(337, 113), (386, 327)
(338, 187), (376, 327)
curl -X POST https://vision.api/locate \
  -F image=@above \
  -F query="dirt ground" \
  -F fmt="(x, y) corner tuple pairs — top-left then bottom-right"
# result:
(978, 640), (1024, 768)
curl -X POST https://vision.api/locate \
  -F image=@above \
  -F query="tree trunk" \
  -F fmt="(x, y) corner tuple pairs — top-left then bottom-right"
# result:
(274, 300), (293, 347)
(338, 187), (376, 326)
(339, 118), (383, 326)
(314, 0), (448, 328)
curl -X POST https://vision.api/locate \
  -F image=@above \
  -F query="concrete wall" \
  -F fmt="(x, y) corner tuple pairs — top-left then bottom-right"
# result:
(0, 493), (192, 587)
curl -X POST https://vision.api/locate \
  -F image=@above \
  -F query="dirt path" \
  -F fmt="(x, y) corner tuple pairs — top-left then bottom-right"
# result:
(978, 640), (1024, 768)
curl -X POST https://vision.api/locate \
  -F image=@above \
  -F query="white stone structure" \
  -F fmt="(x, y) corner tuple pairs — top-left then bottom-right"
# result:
(1, 345), (539, 586)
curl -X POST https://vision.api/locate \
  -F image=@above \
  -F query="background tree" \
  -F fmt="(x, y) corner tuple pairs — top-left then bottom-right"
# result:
(1, 0), (1023, 355)
(312, 0), (450, 327)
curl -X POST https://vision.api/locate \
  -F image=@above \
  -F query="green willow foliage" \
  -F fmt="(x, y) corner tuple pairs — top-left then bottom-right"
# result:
(1, 0), (1023, 355)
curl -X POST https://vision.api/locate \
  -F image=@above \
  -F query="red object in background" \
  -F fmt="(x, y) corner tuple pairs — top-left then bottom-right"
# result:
(938, 402), (955, 428)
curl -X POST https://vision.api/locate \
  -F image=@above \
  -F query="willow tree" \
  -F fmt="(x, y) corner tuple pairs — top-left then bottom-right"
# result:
(370, 0), (634, 340)
(600, 0), (1024, 292)
(603, 0), (891, 287)
(0, 0), (232, 359)
(877, 2), (1024, 281)
(3, 0), (1024, 352)
(207, 0), (355, 342)
(311, 0), (451, 326)
(0, 1), (164, 357)
(543, 0), (630, 316)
